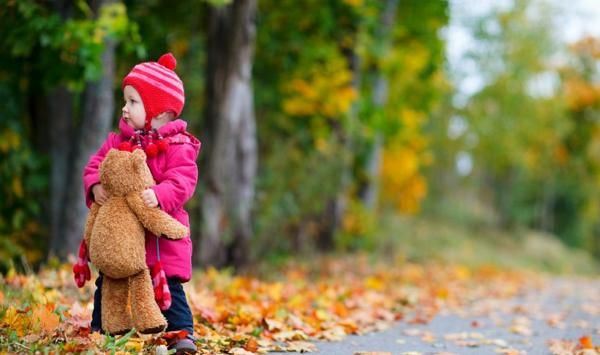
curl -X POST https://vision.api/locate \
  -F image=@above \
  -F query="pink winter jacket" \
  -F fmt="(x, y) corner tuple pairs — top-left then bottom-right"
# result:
(83, 118), (201, 282)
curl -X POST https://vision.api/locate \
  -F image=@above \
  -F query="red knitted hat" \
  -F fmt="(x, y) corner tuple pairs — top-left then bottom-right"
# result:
(122, 53), (185, 130)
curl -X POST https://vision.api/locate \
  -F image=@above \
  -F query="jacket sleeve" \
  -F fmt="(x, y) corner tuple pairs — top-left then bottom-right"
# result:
(83, 133), (118, 208)
(152, 143), (199, 214)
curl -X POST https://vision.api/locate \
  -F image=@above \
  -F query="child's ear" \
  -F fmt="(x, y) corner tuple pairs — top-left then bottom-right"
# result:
(131, 149), (147, 172)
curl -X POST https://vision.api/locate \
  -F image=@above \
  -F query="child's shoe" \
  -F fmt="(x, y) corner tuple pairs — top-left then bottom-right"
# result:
(168, 336), (197, 354)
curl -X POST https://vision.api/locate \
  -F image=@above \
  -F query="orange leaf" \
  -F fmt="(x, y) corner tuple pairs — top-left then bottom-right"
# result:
(244, 338), (259, 352)
(32, 304), (60, 333)
(579, 335), (594, 349)
(163, 330), (189, 341)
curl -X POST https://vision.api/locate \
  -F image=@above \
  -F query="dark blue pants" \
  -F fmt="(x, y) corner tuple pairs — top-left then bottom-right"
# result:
(91, 274), (194, 335)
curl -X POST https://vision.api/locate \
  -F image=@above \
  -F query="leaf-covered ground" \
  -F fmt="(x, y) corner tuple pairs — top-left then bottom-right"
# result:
(0, 256), (598, 354)
(282, 278), (600, 355)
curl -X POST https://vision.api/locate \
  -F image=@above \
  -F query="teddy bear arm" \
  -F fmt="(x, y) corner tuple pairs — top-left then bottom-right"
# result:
(84, 203), (100, 247)
(125, 192), (188, 240)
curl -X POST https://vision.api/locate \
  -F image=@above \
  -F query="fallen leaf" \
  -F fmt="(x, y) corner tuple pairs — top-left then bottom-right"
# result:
(286, 340), (317, 352)
(548, 339), (576, 354)
(244, 338), (259, 352)
(32, 303), (60, 334)
(230, 347), (256, 355)
(579, 335), (594, 349)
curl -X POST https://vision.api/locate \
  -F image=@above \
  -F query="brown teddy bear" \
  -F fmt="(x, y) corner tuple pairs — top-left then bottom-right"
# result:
(83, 149), (188, 335)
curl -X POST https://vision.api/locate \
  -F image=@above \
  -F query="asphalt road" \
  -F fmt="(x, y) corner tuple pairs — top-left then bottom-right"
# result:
(270, 278), (600, 355)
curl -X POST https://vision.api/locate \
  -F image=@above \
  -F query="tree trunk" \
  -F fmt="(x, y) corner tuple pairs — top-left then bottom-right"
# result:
(196, 0), (258, 269)
(45, 0), (75, 259)
(47, 86), (74, 257)
(362, 133), (383, 209)
(48, 0), (117, 259)
(59, 39), (116, 258)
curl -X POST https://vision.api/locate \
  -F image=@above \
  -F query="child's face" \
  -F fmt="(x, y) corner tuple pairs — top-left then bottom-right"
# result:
(122, 85), (146, 129)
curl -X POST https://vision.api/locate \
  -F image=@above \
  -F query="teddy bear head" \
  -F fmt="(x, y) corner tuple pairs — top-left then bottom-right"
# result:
(99, 149), (155, 197)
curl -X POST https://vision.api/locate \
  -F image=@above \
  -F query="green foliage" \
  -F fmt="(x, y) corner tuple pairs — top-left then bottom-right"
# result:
(447, 0), (600, 256)
(356, 0), (449, 138)
(0, 0), (143, 91)
(336, 199), (377, 251)
(0, 1), (143, 271)
(124, 0), (206, 125)
(252, 0), (362, 254)
(204, 0), (233, 6)
(0, 91), (48, 273)
(254, 138), (345, 254)
(254, 0), (449, 253)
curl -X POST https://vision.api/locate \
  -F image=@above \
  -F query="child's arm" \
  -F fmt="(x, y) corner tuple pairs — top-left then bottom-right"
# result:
(151, 143), (199, 213)
(125, 192), (189, 239)
(83, 133), (119, 207)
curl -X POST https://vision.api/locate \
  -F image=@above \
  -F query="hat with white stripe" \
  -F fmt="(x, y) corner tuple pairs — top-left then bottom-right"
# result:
(122, 52), (185, 130)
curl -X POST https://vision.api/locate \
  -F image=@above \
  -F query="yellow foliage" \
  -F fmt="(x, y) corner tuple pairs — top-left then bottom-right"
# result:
(523, 147), (540, 170)
(282, 55), (357, 118)
(12, 176), (23, 198)
(170, 37), (190, 57)
(365, 276), (383, 290)
(586, 128), (600, 166)
(342, 0), (363, 7)
(341, 200), (375, 237)
(380, 144), (428, 214)
(401, 109), (424, 130)
(553, 144), (569, 165)
(571, 36), (600, 59)
(564, 78), (600, 110)
(0, 128), (21, 153)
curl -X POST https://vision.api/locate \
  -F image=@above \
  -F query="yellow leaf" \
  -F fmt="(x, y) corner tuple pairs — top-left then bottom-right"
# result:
(343, 0), (363, 7)
(314, 309), (329, 321)
(2, 306), (29, 336)
(12, 176), (23, 198)
(125, 339), (144, 352)
(434, 287), (449, 299)
(365, 276), (383, 290)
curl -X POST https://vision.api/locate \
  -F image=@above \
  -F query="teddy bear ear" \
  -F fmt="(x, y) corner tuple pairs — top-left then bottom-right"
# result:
(106, 148), (119, 158)
(131, 148), (147, 171)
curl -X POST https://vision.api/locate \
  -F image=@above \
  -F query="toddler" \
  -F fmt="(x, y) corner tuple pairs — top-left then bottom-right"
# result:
(82, 53), (200, 354)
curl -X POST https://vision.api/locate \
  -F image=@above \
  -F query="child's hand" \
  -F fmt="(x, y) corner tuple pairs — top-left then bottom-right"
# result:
(141, 188), (159, 208)
(92, 184), (109, 205)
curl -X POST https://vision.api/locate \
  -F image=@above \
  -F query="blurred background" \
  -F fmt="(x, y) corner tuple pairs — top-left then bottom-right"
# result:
(1, 0), (599, 274)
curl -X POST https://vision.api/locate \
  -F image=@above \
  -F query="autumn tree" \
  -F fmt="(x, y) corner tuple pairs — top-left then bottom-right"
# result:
(0, 0), (141, 267)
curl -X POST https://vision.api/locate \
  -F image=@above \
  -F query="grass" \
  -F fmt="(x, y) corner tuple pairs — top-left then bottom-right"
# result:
(373, 196), (600, 275)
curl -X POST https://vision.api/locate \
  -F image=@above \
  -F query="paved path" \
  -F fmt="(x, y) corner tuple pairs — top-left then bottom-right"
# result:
(271, 278), (600, 355)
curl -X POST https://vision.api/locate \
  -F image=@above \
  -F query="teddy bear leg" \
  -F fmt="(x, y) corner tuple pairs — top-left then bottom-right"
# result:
(101, 276), (133, 335)
(130, 269), (167, 334)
